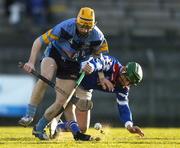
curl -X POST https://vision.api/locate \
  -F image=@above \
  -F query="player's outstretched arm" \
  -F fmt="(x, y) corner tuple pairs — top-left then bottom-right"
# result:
(126, 125), (144, 137)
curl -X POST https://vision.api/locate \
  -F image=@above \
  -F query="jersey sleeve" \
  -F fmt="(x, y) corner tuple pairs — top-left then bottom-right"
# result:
(39, 22), (65, 44)
(40, 29), (59, 44)
(86, 54), (115, 72)
(87, 55), (105, 72)
(116, 88), (133, 127)
(94, 38), (109, 55)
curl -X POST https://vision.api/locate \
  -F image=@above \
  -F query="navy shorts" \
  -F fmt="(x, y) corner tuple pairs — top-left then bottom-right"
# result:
(43, 45), (80, 80)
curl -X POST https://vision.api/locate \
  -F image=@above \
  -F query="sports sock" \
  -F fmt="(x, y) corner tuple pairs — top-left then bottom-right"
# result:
(57, 121), (68, 131)
(67, 120), (80, 135)
(36, 116), (49, 132)
(26, 104), (37, 117)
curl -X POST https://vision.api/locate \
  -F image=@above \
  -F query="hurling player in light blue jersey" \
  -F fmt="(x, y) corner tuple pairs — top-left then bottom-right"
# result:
(53, 55), (144, 138)
(41, 18), (107, 62)
(19, 7), (112, 141)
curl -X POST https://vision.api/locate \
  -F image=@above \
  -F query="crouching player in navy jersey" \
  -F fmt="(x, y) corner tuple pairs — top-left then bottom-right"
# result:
(52, 55), (144, 138)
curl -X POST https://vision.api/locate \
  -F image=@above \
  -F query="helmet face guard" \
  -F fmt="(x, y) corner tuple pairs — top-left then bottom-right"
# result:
(125, 62), (143, 85)
(118, 74), (131, 87)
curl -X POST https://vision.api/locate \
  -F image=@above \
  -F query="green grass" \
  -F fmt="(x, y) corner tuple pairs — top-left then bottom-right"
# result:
(0, 126), (180, 148)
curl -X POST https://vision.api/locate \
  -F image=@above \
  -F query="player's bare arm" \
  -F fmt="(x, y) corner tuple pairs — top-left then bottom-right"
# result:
(23, 37), (43, 73)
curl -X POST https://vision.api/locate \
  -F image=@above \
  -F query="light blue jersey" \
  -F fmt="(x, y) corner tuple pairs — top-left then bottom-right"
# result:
(40, 18), (108, 62)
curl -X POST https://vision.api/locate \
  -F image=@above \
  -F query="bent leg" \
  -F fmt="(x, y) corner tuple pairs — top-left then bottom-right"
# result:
(75, 88), (93, 133)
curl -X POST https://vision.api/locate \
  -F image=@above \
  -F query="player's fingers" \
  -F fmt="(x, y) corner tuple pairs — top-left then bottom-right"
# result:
(138, 130), (144, 137)
(23, 65), (32, 73)
(104, 82), (109, 90)
(137, 131), (144, 137)
(82, 67), (89, 74)
(102, 83), (107, 90)
(83, 65), (93, 74)
(106, 81), (114, 92)
(140, 132), (144, 137)
(135, 127), (144, 137)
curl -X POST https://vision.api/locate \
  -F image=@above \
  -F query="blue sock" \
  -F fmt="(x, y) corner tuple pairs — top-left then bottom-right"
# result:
(26, 104), (37, 117)
(57, 121), (68, 131)
(68, 120), (80, 135)
(36, 116), (49, 132)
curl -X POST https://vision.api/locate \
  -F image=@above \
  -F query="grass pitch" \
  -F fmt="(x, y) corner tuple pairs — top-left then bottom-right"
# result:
(0, 126), (179, 148)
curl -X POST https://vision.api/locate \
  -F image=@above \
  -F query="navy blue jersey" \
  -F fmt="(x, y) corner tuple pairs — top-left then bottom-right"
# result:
(81, 55), (133, 126)
(40, 18), (108, 62)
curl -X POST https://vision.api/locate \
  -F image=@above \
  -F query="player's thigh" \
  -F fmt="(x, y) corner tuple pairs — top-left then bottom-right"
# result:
(55, 78), (76, 105)
(40, 57), (57, 80)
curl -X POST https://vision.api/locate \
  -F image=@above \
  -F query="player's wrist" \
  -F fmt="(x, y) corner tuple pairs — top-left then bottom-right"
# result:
(125, 121), (133, 128)
(98, 71), (105, 80)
